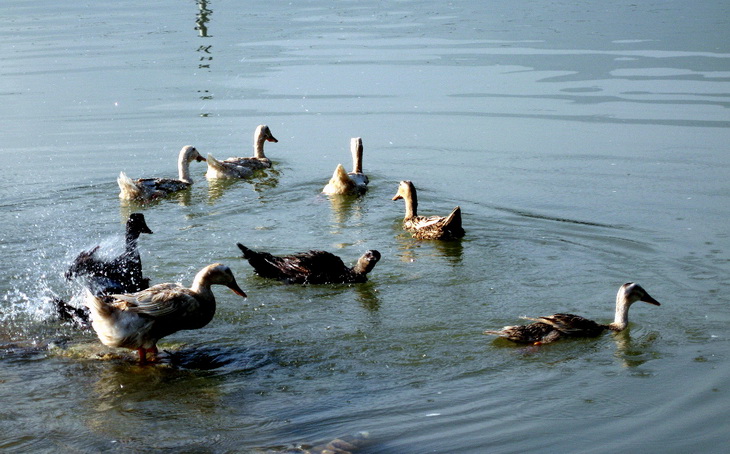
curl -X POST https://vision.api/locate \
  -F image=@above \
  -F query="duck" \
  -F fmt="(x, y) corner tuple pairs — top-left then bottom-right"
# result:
(65, 213), (153, 295)
(483, 283), (661, 345)
(237, 243), (381, 284)
(56, 213), (154, 327)
(205, 124), (278, 178)
(322, 137), (369, 195)
(117, 145), (206, 200)
(83, 263), (247, 364)
(392, 180), (465, 240)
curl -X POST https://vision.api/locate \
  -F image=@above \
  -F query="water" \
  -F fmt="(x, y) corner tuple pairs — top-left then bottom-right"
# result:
(2, 0), (729, 452)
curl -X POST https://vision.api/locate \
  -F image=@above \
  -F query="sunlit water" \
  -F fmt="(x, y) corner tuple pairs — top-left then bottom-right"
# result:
(2, 1), (729, 452)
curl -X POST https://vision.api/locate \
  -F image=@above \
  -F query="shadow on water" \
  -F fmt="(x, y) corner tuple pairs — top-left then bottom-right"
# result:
(164, 343), (272, 373)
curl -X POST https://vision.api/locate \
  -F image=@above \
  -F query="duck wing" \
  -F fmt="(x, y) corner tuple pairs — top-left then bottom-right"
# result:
(110, 283), (198, 319)
(485, 321), (561, 344)
(207, 154), (254, 178)
(278, 251), (349, 283)
(137, 178), (191, 195)
(533, 313), (607, 337)
(224, 157), (270, 170)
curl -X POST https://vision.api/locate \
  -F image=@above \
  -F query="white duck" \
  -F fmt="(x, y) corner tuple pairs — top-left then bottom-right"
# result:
(117, 145), (206, 200)
(83, 263), (247, 364)
(205, 124), (279, 179)
(322, 137), (369, 195)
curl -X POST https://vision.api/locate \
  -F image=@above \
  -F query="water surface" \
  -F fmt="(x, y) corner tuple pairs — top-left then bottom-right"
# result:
(2, 1), (729, 452)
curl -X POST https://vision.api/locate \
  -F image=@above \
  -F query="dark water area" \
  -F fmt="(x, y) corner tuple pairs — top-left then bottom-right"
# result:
(2, 1), (729, 452)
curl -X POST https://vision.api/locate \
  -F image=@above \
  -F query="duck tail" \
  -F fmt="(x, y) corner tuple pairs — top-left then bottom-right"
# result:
(444, 206), (462, 228)
(117, 171), (142, 199)
(332, 163), (349, 182)
(322, 164), (354, 194)
(442, 206), (465, 238)
(237, 243), (256, 259)
(82, 289), (114, 317)
(206, 154), (226, 171)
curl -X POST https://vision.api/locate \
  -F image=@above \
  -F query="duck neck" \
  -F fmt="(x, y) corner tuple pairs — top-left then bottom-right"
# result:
(178, 153), (193, 183)
(351, 138), (363, 174)
(254, 129), (267, 159)
(352, 258), (371, 275)
(124, 230), (139, 253)
(609, 295), (630, 331)
(403, 189), (418, 219)
(190, 274), (215, 301)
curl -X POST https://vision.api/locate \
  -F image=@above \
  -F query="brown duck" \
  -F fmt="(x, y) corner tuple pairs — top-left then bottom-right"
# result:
(484, 283), (661, 345)
(83, 263), (247, 364)
(237, 243), (380, 284)
(392, 180), (464, 240)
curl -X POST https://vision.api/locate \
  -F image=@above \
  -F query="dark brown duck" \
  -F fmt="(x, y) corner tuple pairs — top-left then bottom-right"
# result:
(237, 243), (381, 284)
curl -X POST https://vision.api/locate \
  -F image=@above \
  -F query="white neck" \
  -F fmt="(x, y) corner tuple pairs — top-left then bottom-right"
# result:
(610, 293), (631, 331)
(351, 137), (363, 173)
(190, 269), (213, 296)
(254, 128), (267, 159)
(178, 150), (194, 183)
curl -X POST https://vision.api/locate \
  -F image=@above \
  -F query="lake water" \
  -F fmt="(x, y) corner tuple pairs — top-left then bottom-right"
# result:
(2, 1), (729, 452)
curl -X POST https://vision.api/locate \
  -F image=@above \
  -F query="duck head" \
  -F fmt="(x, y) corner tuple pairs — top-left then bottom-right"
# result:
(196, 263), (247, 298)
(392, 180), (416, 201)
(127, 213), (153, 236)
(181, 145), (206, 163)
(620, 282), (661, 307)
(256, 125), (278, 143)
(353, 250), (381, 275)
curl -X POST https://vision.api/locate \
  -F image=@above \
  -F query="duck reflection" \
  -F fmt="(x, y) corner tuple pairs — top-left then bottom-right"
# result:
(395, 234), (464, 265)
(326, 193), (364, 229)
(207, 177), (239, 204)
(117, 186), (195, 214)
(206, 169), (280, 204)
(354, 281), (380, 311)
(250, 168), (281, 193)
(86, 356), (226, 439)
(612, 329), (661, 369)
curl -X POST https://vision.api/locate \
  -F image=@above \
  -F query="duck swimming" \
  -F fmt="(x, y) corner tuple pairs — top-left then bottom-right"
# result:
(483, 283), (661, 345)
(322, 137), (369, 195)
(83, 263), (246, 364)
(117, 145), (206, 200)
(205, 125), (278, 178)
(392, 180), (465, 240)
(56, 213), (154, 327)
(237, 243), (381, 284)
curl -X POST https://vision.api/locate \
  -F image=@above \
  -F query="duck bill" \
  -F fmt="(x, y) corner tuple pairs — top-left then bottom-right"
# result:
(196, 156), (207, 162)
(392, 194), (403, 201)
(228, 282), (247, 298)
(642, 294), (661, 306)
(267, 136), (278, 143)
